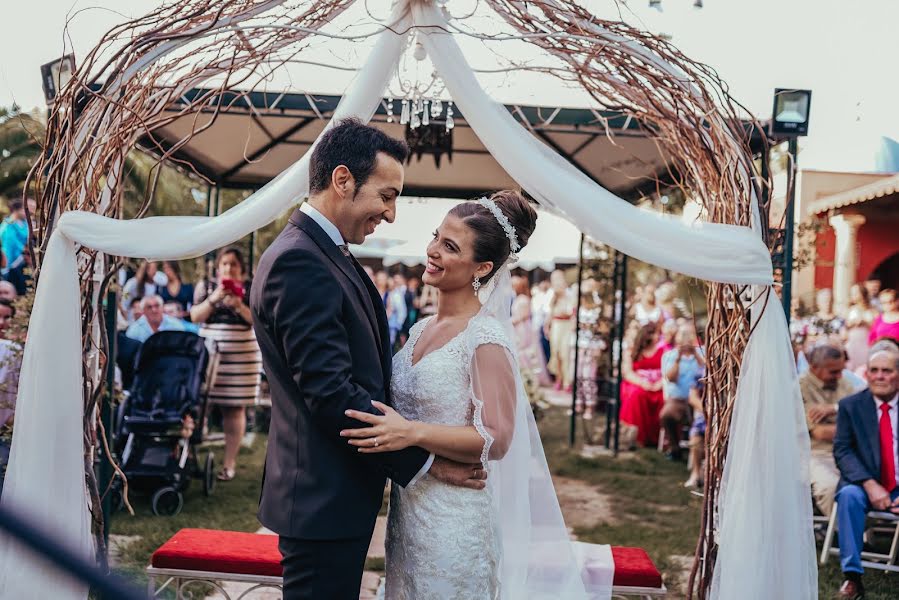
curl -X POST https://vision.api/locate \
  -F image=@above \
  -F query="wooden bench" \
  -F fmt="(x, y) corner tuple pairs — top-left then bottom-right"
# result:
(147, 528), (666, 599)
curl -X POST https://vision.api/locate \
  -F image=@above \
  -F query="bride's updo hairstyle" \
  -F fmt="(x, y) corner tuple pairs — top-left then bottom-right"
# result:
(449, 190), (538, 281)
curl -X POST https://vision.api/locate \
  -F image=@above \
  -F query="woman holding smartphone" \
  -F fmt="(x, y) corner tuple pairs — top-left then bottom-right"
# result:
(191, 247), (261, 481)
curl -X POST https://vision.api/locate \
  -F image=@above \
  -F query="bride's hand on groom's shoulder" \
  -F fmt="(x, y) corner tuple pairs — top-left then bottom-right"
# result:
(341, 401), (418, 453)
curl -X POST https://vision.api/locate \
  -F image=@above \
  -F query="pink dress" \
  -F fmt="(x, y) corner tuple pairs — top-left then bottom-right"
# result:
(868, 315), (899, 345)
(619, 347), (665, 447)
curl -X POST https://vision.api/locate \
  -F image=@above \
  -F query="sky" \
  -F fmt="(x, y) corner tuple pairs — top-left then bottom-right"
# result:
(2, 0), (898, 172)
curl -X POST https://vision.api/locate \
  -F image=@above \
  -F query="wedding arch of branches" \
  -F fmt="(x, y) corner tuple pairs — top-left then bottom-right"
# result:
(24, 1), (773, 597)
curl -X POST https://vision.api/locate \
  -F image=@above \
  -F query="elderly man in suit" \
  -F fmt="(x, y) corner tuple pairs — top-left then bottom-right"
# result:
(832, 345), (899, 599)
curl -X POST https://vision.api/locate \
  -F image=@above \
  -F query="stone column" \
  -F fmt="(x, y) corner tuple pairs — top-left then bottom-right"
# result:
(829, 213), (866, 314)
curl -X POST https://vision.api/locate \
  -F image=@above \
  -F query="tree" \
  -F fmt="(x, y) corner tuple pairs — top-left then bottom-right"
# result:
(0, 106), (45, 200)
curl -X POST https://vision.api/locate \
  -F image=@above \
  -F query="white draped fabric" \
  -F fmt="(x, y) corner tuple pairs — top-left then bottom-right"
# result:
(0, 1), (816, 598)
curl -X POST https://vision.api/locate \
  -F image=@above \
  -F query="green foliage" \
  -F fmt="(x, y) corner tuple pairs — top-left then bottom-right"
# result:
(0, 106), (45, 199)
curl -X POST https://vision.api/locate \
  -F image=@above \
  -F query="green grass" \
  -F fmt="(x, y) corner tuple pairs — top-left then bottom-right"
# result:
(108, 414), (898, 599)
(109, 435), (267, 594)
(537, 407), (898, 599)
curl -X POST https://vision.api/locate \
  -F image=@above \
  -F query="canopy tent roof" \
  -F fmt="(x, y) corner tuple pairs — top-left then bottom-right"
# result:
(139, 88), (776, 201)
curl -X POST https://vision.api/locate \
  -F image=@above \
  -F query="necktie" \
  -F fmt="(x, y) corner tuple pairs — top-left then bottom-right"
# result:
(880, 403), (896, 492)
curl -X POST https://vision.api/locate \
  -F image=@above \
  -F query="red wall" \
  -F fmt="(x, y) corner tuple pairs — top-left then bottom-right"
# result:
(857, 218), (899, 281)
(813, 215), (899, 289)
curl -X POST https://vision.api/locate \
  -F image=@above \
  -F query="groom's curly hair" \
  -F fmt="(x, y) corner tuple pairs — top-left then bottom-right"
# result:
(309, 118), (409, 197)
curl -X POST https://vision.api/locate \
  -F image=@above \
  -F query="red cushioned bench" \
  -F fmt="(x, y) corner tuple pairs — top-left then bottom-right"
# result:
(147, 528), (666, 598)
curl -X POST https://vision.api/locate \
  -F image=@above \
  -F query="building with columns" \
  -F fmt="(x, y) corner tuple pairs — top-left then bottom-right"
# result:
(793, 169), (899, 314)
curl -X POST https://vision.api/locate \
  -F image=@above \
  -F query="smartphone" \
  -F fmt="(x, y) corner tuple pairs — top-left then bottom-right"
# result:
(220, 278), (245, 300)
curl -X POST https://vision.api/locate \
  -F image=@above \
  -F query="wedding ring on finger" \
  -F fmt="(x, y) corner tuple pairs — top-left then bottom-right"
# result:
(372, 438), (380, 447)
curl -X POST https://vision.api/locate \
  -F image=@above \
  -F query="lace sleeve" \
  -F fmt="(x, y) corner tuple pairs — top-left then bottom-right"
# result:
(468, 317), (517, 469)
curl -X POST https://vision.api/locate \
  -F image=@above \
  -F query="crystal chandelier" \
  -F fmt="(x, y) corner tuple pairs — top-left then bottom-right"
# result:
(385, 35), (455, 132)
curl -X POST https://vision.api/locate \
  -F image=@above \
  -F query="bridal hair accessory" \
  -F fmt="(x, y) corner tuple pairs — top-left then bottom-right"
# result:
(472, 275), (481, 295)
(475, 197), (520, 265)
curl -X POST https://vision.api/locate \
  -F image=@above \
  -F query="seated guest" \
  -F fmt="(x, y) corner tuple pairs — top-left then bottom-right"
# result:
(163, 301), (200, 334)
(660, 324), (704, 461)
(832, 348), (899, 599)
(125, 294), (187, 343)
(0, 299), (21, 493)
(0, 281), (17, 302)
(799, 344), (859, 516)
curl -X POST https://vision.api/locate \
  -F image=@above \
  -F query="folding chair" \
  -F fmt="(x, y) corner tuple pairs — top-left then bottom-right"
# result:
(819, 500), (899, 573)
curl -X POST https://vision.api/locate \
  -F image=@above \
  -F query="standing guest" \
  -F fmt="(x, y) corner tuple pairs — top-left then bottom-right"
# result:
(864, 277), (883, 312)
(620, 323), (665, 447)
(363, 265), (376, 285)
(656, 282), (680, 321)
(812, 288), (846, 340)
(832, 347), (899, 600)
(658, 319), (678, 353)
(531, 278), (553, 371)
(191, 247), (261, 481)
(511, 275), (549, 386)
(845, 284), (877, 370)
(418, 282), (438, 318)
(0, 199), (31, 296)
(387, 272), (408, 347)
(573, 279), (603, 417)
(0, 281), (17, 302)
(404, 276), (422, 330)
(121, 260), (167, 320)
(634, 284), (662, 326)
(124, 295), (187, 343)
(660, 324), (704, 461)
(868, 289), (899, 345)
(159, 261), (195, 310)
(545, 269), (576, 392)
(374, 270), (389, 306)
(799, 344), (858, 516)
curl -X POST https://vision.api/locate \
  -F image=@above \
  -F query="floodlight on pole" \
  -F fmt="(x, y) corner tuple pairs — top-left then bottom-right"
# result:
(770, 88), (812, 325)
(770, 88), (812, 137)
(40, 54), (76, 104)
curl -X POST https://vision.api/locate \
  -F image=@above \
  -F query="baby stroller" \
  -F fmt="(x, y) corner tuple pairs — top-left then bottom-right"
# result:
(113, 331), (215, 516)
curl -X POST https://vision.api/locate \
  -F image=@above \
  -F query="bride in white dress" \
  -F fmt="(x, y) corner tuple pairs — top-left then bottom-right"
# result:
(342, 192), (606, 599)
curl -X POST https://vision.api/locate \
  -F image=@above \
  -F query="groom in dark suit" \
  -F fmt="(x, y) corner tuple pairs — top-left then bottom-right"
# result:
(250, 119), (486, 599)
(832, 347), (899, 599)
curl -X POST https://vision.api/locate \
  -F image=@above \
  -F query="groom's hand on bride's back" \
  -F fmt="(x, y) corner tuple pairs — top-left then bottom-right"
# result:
(429, 456), (487, 490)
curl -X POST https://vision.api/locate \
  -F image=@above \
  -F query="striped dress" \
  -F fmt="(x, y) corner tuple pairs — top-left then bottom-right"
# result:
(194, 280), (262, 407)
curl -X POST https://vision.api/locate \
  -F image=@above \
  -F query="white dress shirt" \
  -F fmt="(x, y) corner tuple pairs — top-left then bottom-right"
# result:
(299, 202), (434, 485)
(874, 393), (899, 488)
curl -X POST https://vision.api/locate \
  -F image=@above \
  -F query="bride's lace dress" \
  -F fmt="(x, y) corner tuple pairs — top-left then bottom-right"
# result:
(384, 315), (510, 600)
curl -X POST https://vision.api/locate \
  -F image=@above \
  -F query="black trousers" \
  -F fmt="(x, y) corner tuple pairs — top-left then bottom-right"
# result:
(278, 535), (371, 600)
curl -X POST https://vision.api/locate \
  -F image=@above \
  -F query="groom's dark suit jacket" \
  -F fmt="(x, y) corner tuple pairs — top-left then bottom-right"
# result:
(251, 209), (429, 540)
(833, 388), (886, 492)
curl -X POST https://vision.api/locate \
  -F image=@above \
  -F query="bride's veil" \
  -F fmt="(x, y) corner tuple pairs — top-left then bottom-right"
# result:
(464, 265), (595, 599)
